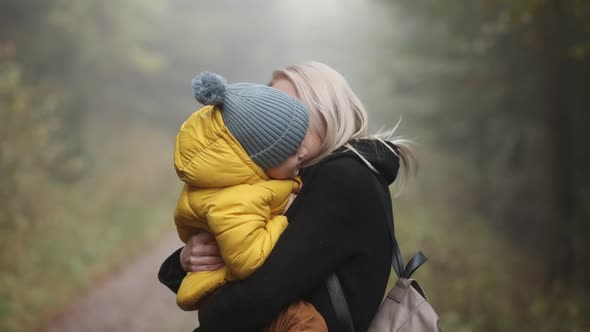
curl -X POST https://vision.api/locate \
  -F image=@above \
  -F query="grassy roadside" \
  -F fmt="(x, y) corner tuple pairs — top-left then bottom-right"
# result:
(0, 123), (180, 332)
(392, 194), (589, 332)
(0, 195), (177, 332)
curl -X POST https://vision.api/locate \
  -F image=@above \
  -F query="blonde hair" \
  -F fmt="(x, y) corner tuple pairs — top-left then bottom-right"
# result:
(271, 61), (417, 186)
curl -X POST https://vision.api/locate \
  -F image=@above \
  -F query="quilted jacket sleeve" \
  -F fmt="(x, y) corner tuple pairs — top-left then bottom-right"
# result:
(174, 184), (198, 244)
(206, 184), (288, 280)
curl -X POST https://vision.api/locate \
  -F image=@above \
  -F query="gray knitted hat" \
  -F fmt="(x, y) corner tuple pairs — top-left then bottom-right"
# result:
(192, 72), (309, 170)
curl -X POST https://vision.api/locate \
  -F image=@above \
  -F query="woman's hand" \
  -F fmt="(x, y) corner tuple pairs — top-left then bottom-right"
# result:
(180, 232), (224, 272)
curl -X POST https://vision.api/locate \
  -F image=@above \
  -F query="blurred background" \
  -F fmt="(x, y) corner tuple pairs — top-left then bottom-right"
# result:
(1, 0), (589, 331)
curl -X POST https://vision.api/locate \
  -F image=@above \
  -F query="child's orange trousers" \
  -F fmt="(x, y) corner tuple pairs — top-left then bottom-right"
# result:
(264, 301), (328, 332)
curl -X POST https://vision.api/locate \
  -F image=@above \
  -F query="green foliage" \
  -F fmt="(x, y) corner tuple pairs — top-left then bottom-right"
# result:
(483, 0), (590, 59)
(0, 1), (177, 331)
(396, 193), (590, 331)
(0, 61), (73, 262)
(383, 0), (590, 330)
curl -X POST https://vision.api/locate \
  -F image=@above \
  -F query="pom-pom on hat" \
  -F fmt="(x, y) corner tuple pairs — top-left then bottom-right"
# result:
(192, 72), (309, 170)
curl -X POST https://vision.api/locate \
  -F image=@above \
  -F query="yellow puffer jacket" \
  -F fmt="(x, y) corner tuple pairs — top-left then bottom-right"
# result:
(173, 105), (300, 310)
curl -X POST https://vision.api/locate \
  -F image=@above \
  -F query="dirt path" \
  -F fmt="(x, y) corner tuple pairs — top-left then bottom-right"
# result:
(39, 234), (198, 332)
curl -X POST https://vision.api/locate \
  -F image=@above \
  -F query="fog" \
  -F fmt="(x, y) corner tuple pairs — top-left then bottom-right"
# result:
(2, 1), (589, 331)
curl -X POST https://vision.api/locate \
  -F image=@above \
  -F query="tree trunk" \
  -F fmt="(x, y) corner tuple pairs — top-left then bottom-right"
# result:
(542, 0), (576, 284)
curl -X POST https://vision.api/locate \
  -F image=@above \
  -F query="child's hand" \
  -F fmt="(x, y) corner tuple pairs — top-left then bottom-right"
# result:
(180, 232), (224, 272)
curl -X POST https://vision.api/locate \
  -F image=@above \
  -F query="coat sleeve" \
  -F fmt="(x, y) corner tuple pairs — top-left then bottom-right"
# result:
(157, 247), (184, 294)
(206, 184), (289, 280)
(197, 160), (377, 332)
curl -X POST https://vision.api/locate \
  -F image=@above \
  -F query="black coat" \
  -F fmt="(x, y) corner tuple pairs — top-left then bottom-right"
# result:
(158, 139), (399, 331)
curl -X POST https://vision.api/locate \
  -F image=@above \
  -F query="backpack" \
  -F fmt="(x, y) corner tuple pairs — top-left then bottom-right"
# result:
(326, 174), (441, 332)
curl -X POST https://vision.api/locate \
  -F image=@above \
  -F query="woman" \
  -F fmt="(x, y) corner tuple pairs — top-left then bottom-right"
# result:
(159, 61), (416, 331)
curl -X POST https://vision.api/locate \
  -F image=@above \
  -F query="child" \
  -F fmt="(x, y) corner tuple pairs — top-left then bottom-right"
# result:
(173, 72), (327, 331)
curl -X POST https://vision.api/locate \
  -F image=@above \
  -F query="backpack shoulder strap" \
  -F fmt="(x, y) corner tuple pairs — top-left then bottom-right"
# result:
(326, 273), (355, 332)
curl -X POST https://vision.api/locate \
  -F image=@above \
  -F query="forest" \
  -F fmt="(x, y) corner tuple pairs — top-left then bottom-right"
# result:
(1, 0), (589, 331)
